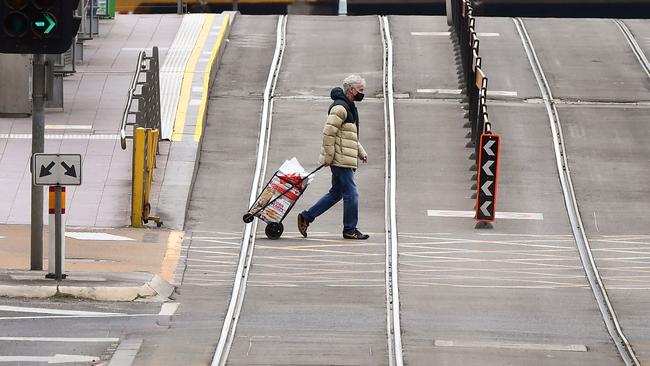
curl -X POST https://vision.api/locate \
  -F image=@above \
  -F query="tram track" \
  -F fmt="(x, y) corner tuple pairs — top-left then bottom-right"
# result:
(210, 14), (288, 366)
(210, 14), (404, 365)
(513, 17), (640, 366)
(379, 15), (404, 366)
(614, 19), (650, 79)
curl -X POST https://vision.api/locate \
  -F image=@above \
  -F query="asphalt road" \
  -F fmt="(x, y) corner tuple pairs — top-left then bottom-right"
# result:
(11, 14), (644, 366)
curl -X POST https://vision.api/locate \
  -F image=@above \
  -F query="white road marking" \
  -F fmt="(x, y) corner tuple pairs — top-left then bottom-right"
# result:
(65, 232), (134, 241)
(0, 305), (122, 316)
(0, 354), (99, 363)
(417, 89), (518, 97)
(0, 337), (118, 342)
(0, 134), (120, 140)
(108, 338), (142, 366)
(411, 31), (451, 36)
(189, 99), (203, 106)
(417, 88), (461, 94)
(427, 210), (544, 220)
(158, 303), (180, 316)
(435, 340), (587, 352)
(594, 212), (600, 232)
(45, 125), (92, 130)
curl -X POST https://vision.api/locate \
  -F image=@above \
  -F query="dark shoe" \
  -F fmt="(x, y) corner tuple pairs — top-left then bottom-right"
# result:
(297, 213), (309, 238)
(343, 229), (369, 240)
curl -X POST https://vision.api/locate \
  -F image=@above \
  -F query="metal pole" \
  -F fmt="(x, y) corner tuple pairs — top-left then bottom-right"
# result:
(31, 54), (45, 271)
(338, 0), (347, 16)
(54, 185), (62, 281)
(232, 0), (238, 11)
(176, 0), (182, 14)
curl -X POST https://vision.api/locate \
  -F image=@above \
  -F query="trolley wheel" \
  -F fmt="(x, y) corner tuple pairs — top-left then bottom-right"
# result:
(265, 222), (283, 240)
(243, 213), (255, 223)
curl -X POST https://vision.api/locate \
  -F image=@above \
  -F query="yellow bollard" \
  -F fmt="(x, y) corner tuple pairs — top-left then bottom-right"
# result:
(132, 127), (145, 227)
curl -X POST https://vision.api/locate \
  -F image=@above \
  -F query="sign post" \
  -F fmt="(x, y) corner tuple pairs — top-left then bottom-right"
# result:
(475, 133), (500, 228)
(32, 154), (82, 280)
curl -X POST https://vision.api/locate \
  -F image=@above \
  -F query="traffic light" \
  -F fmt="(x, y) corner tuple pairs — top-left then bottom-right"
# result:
(0, 0), (81, 54)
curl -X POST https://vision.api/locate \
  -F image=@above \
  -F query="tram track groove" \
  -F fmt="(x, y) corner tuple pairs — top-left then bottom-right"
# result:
(513, 17), (640, 366)
(379, 15), (404, 366)
(614, 19), (650, 79)
(210, 14), (288, 366)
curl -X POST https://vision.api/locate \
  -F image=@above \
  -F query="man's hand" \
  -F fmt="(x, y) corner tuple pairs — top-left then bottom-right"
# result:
(361, 156), (368, 164)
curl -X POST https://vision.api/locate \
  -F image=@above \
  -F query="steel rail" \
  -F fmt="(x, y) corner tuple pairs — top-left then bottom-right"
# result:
(379, 15), (404, 366)
(614, 19), (650, 79)
(513, 17), (639, 366)
(210, 14), (288, 366)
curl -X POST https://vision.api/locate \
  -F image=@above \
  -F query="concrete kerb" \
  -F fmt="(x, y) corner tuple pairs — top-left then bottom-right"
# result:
(0, 272), (175, 302)
(156, 12), (237, 230)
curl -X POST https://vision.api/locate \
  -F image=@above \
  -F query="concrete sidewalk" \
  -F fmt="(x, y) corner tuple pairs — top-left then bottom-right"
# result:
(0, 224), (182, 301)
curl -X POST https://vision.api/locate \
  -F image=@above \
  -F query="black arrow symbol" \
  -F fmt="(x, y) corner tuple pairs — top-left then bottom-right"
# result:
(39, 162), (56, 177)
(61, 162), (77, 178)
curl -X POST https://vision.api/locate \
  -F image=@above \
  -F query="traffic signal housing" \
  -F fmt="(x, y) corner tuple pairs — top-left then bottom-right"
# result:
(0, 0), (81, 54)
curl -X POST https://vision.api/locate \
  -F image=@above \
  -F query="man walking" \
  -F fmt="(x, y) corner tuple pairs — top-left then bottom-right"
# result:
(297, 75), (369, 240)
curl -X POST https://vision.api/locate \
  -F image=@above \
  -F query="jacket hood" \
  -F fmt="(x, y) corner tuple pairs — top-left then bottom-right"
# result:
(330, 87), (348, 102)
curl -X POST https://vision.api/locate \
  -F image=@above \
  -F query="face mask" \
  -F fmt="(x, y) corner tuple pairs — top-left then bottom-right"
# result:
(354, 92), (365, 102)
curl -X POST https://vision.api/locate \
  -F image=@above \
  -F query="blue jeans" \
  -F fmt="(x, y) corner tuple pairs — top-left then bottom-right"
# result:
(302, 166), (358, 233)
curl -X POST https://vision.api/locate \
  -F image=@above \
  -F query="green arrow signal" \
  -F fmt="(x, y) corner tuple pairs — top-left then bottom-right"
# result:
(44, 14), (55, 34)
(34, 13), (56, 34)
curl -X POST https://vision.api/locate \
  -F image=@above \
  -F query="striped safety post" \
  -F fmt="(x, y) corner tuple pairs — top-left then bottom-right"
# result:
(47, 186), (65, 275)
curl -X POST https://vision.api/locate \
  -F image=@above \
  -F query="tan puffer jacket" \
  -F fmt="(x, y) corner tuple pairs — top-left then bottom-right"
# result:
(318, 105), (367, 169)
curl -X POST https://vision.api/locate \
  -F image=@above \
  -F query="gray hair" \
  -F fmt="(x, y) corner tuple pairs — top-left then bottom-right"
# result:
(343, 74), (366, 93)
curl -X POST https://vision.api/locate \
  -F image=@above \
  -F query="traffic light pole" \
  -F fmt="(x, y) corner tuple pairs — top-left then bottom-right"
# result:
(31, 53), (45, 271)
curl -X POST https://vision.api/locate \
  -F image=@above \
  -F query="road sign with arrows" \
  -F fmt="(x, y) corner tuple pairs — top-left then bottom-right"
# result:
(475, 134), (500, 222)
(32, 154), (82, 186)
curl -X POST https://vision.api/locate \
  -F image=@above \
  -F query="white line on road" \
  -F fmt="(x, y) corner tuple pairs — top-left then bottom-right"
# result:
(417, 89), (518, 97)
(434, 340), (587, 352)
(45, 125), (93, 130)
(0, 337), (118, 342)
(427, 210), (544, 220)
(0, 354), (99, 363)
(0, 305), (122, 316)
(0, 134), (120, 140)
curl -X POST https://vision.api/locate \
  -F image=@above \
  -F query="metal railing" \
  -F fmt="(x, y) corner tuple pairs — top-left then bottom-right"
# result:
(120, 47), (161, 150)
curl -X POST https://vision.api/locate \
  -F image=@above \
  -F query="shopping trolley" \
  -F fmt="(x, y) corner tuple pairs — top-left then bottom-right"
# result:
(243, 163), (325, 239)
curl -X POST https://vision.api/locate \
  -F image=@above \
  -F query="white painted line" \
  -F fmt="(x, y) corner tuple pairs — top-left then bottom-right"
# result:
(45, 125), (92, 130)
(0, 305), (122, 316)
(478, 32), (501, 37)
(192, 86), (204, 93)
(0, 354), (99, 363)
(0, 134), (120, 140)
(108, 338), (143, 366)
(434, 340), (587, 352)
(417, 88), (461, 94)
(158, 302), (180, 316)
(411, 31), (451, 36)
(417, 89), (518, 97)
(189, 99), (202, 106)
(198, 57), (211, 62)
(0, 337), (119, 342)
(65, 232), (134, 241)
(488, 90), (518, 97)
(427, 210), (544, 220)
